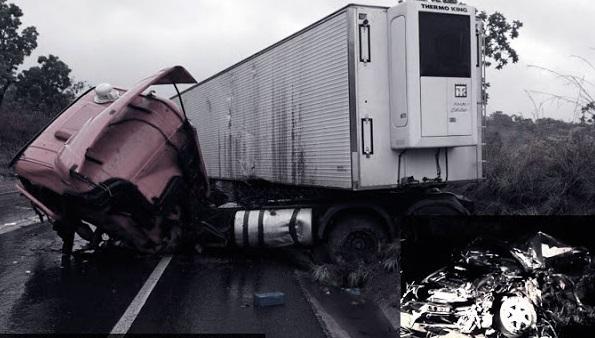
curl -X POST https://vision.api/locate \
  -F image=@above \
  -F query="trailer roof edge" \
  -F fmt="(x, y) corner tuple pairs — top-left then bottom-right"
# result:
(171, 3), (389, 99)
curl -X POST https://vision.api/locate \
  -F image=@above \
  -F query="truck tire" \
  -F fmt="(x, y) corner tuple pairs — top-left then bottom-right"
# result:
(406, 195), (470, 215)
(327, 214), (388, 264)
(404, 195), (470, 244)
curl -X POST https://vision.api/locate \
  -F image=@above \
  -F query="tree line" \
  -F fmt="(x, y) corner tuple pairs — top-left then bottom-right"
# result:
(0, 0), (83, 117)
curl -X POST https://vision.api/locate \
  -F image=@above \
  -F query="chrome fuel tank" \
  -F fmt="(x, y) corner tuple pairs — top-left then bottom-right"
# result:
(233, 209), (313, 248)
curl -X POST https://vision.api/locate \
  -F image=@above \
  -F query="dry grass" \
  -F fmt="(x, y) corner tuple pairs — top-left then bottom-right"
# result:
(346, 264), (371, 288)
(311, 261), (375, 288)
(311, 264), (345, 287)
(310, 241), (402, 288)
(380, 242), (401, 273)
(456, 113), (595, 215)
(0, 108), (51, 176)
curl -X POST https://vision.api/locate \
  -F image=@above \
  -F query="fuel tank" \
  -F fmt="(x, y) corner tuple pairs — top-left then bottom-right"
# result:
(233, 209), (313, 248)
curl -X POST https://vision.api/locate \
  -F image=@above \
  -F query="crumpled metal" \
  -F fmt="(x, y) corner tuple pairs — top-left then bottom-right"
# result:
(401, 232), (594, 338)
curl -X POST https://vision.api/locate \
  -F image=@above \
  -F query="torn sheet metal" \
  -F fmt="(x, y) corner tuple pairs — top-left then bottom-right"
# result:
(401, 232), (594, 338)
(11, 66), (210, 253)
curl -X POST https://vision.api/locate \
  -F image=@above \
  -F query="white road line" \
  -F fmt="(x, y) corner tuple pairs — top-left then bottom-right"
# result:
(295, 272), (351, 338)
(0, 216), (39, 235)
(110, 255), (173, 335)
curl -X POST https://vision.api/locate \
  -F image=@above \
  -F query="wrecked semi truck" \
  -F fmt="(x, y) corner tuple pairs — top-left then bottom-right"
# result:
(11, 1), (484, 259)
(174, 3), (485, 252)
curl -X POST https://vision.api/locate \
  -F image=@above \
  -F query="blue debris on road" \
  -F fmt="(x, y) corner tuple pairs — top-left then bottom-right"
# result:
(254, 292), (286, 307)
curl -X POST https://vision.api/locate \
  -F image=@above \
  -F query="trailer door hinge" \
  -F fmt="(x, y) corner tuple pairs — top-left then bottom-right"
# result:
(359, 21), (371, 63)
(362, 118), (374, 156)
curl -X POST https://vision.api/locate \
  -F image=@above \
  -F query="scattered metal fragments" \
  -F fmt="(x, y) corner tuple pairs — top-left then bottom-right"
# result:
(401, 232), (595, 338)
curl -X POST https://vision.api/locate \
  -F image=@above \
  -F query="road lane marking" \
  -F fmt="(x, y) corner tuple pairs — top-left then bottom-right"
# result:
(295, 272), (351, 338)
(110, 255), (173, 335)
(0, 216), (40, 235)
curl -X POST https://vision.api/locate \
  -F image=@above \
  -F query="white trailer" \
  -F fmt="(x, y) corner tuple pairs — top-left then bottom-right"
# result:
(173, 1), (485, 261)
(176, 1), (484, 191)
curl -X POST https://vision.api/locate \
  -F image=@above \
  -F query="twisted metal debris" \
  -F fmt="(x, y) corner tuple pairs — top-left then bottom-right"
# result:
(401, 232), (595, 338)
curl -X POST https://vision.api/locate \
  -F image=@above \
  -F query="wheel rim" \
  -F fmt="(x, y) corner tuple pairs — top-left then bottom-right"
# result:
(498, 296), (537, 337)
(342, 230), (378, 256)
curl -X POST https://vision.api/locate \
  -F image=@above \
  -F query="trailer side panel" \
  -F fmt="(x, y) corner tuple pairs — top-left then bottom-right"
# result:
(181, 12), (353, 189)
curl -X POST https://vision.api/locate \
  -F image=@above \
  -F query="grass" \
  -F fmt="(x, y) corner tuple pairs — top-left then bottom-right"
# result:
(0, 151), (15, 177)
(0, 107), (52, 176)
(311, 241), (401, 288)
(454, 113), (595, 214)
(311, 264), (342, 287)
(311, 263), (373, 288)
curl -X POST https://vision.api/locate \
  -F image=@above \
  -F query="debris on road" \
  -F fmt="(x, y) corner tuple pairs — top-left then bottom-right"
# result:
(254, 292), (286, 307)
(343, 288), (361, 296)
(401, 232), (595, 338)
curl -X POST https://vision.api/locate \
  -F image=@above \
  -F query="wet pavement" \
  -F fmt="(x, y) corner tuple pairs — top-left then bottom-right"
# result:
(0, 222), (161, 333)
(0, 190), (37, 234)
(0, 222), (325, 336)
(0, 190), (398, 336)
(296, 273), (397, 338)
(128, 254), (327, 337)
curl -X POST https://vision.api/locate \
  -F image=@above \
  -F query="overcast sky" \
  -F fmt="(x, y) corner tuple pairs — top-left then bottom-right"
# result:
(11, 0), (595, 121)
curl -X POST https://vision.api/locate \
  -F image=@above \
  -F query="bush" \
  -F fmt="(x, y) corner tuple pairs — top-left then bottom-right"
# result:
(0, 107), (53, 175)
(462, 113), (595, 214)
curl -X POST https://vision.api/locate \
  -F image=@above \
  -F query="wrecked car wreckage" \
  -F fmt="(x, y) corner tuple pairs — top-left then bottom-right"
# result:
(10, 66), (218, 255)
(401, 232), (595, 338)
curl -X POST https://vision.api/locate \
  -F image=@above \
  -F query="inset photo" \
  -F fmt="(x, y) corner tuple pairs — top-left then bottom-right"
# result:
(400, 217), (595, 338)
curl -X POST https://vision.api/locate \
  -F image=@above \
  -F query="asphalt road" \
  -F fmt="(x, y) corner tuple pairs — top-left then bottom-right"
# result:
(0, 190), (37, 234)
(0, 190), (398, 337)
(127, 254), (327, 337)
(0, 220), (162, 334)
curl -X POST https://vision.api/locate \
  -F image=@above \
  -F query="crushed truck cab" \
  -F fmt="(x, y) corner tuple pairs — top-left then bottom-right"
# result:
(11, 66), (209, 254)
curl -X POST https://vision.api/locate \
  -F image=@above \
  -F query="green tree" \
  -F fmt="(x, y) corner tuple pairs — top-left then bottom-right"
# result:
(14, 55), (84, 116)
(0, 1), (85, 173)
(477, 11), (523, 70)
(0, 0), (38, 108)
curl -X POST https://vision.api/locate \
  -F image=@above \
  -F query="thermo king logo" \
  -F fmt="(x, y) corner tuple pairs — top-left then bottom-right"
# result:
(455, 84), (468, 98)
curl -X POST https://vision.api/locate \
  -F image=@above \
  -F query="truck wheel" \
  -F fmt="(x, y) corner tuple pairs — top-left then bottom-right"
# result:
(406, 195), (470, 215)
(327, 214), (388, 264)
